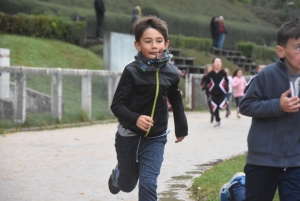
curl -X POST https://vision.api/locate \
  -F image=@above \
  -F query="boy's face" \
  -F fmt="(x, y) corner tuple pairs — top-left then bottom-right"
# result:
(276, 37), (300, 73)
(134, 28), (169, 59)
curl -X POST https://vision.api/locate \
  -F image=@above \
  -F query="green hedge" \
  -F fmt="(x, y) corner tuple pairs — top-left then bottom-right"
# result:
(0, 0), (278, 48)
(142, 6), (277, 49)
(236, 41), (277, 61)
(169, 35), (212, 52)
(0, 12), (86, 45)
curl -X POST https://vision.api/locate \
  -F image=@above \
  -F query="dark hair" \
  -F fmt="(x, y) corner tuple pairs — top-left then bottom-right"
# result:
(133, 15), (168, 42)
(232, 68), (243, 77)
(277, 17), (300, 47)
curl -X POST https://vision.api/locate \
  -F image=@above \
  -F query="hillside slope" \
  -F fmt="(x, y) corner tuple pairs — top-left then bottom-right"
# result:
(0, 0), (280, 49)
(29, 0), (278, 27)
(0, 34), (103, 69)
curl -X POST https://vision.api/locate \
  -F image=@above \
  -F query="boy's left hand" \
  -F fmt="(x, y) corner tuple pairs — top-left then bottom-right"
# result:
(175, 136), (185, 143)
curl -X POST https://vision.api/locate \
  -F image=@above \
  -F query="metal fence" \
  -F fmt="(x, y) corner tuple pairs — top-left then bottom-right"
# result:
(0, 65), (252, 128)
(0, 66), (121, 126)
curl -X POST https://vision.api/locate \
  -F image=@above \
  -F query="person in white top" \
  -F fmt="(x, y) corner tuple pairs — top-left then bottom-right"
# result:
(224, 68), (232, 117)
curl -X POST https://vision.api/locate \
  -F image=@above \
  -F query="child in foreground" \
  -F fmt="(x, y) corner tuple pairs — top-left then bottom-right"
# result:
(108, 15), (188, 201)
(220, 17), (300, 201)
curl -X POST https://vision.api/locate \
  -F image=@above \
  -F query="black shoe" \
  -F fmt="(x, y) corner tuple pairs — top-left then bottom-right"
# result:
(108, 169), (120, 194)
(210, 115), (214, 123)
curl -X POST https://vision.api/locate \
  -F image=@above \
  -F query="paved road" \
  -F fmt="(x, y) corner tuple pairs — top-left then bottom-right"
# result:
(0, 111), (251, 201)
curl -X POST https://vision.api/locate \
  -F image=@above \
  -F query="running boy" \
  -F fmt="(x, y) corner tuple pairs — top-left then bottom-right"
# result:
(219, 17), (300, 201)
(108, 16), (188, 201)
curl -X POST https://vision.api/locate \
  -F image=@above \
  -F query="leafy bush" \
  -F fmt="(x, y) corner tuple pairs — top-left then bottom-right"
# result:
(0, 12), (86, 45)
(235, 41), (256, 57)
(236, 41), (277, 61)
(169, 35), (212, 52)
(142, 6), (277, 49)
(253, 44), (277, 61)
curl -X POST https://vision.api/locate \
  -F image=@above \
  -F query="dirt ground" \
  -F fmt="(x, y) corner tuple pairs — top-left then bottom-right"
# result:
(0, 110), (251, 201)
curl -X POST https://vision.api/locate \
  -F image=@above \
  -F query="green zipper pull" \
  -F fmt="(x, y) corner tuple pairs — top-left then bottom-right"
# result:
(145, 69), (160, 137)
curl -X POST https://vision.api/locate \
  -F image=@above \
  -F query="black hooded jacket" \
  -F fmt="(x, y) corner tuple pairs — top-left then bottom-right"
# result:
(111, 61), (188, 138)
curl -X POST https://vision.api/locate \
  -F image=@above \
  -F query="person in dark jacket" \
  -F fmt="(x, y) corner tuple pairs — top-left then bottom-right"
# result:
(201, 64), (214, 122)
(130, 6), (142, 33)
(207, 58), (228, 127)
(94, 0), (105, 39)
(219, 17), (300, 201)
(210, 16), (219, 48)
(108, 16), (188, 201)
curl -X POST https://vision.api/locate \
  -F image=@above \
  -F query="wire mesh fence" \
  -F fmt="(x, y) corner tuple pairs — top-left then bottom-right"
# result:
(0, 66), (120, 129)
(1, 67), (249, 130)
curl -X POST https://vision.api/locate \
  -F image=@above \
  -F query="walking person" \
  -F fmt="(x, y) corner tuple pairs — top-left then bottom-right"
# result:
(224, 68), (232, 117)
(94, 0), (105, 40)
(108, 15), (188, 201)
(219, 17), (300, 201)
(231, 68), (247, 118)
(207, 58), (228, 127)
(201, 64), (214, 123)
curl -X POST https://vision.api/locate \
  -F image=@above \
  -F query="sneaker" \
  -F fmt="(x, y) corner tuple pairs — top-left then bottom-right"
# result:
(226, 110), (231, 118)
(219, 172), (245, 201)
(108, 169), (120, 194)
(214, 121), (220, 127)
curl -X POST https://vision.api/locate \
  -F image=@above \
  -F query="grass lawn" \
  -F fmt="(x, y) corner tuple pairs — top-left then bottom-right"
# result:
(0, 34), (114, 131)
(191, 153), (280, 201)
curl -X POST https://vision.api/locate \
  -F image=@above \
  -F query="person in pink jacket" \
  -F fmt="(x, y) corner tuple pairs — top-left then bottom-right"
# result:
(232, 68), (247, 118)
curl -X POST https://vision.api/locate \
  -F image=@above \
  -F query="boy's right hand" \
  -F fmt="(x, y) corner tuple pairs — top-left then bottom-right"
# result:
(136, 115), (154, 131)
(280, 89), (300, 112)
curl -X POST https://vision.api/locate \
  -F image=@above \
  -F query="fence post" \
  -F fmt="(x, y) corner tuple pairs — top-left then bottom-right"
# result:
(0, 48), (10, 100)
(81, 73), (92, 119)
(51, 70), (62, 120)
(185, 74), (192, 110)
(107, 75), (114, 109)
(14, 71), (26, 123)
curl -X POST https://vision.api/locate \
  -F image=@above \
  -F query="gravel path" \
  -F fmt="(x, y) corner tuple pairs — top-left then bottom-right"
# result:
(0, 110), (251, 201)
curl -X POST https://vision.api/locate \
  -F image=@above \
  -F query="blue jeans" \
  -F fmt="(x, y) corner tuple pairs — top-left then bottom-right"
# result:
(232, 164), (300, 201)
(213, 36), (219, 48)
(113, 132), (167, 201)
(225, 93), (232, 112)
(218, 33), (225, 49)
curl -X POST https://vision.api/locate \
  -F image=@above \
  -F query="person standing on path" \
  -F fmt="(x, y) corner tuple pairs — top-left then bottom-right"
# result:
(207, 58), (228, 127)
(108, 15), (188, 201)
(231, 68), (247, 118)
(219, 17), (300, 201)
(94, 0), (105, 40)
(201, 64), (214, 123)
